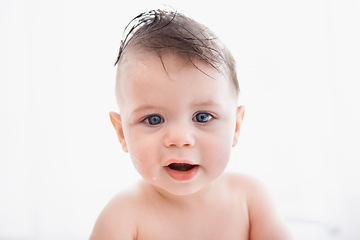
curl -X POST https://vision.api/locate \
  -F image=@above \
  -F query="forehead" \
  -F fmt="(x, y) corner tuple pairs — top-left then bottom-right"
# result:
(117, 49), (230, 85)
(115, 50), (236, 111)
(118, 48), (198, 76)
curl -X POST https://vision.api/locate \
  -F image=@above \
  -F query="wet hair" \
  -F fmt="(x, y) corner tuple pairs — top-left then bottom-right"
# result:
(115, 9), (240, 96)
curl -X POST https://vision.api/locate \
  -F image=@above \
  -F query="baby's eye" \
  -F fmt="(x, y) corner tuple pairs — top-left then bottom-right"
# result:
(144, 115), (164, 126)
(193, 112), (213, 123)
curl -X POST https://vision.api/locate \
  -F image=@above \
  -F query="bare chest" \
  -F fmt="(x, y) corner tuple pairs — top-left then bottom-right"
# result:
(135, 200), (249, 240)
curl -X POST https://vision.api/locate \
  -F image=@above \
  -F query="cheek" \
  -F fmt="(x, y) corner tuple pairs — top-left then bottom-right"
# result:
(208, 123), (235, 162)
(201, 130), (233, 169)
(124, 127), (150, 157)
(125, 129), (160, 176)
(210, 139), (232, 164)
(128, 139), (152, 166)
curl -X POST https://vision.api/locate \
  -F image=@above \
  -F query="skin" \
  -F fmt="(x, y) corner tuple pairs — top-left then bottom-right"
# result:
(90, 51), (292, 240)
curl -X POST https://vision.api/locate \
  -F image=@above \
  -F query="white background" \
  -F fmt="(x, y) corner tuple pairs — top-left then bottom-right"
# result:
(1, 0), (359, 239)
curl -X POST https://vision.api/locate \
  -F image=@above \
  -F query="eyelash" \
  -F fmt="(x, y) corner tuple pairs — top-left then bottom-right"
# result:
(142, 115), (164, 126)
(192, 112), (214, 123)
(142, 112), (214, 126)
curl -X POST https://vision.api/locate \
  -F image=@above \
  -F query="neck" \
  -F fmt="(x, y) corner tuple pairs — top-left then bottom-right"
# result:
(141, 176), (225, 209)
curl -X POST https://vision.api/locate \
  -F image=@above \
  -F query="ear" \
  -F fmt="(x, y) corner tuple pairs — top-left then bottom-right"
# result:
(109, 111), (128, 152)
(232, 106), (245, 147)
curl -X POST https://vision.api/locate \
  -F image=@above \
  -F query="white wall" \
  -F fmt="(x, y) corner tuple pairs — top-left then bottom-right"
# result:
(0, 0), (359, 239)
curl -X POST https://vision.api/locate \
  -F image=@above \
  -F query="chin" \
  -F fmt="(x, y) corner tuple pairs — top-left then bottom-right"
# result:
(154, 180), (209, 197)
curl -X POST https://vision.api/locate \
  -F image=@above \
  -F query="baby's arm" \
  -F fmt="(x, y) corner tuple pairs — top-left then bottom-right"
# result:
(89, 194), (137, 240)
(246, 177), (292, 240)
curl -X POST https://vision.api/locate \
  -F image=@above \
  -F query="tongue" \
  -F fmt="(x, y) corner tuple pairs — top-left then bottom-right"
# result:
(168, 163), (195, 171)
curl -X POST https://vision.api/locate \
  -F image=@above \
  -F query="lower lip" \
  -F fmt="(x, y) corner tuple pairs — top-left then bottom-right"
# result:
(164, 165), (199, 182)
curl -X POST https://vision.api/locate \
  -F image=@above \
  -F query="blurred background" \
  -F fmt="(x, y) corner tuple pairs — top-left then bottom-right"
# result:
(1, 0), (359, 239)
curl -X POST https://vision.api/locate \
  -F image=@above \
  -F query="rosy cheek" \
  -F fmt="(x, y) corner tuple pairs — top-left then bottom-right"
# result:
(131, 155), (143, 173)
(208, 139), (232, 164)
(128, 136), (156, 174)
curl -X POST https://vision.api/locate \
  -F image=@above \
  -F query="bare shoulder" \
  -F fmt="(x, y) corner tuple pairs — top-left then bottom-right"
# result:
(89, 185), (141, 240)
(224, 172), (293, 240)
(222, 172), (268, 195)
(223, 172), (260, 188)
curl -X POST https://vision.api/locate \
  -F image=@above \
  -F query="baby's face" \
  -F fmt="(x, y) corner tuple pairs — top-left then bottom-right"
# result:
(116, 51), (242, 196)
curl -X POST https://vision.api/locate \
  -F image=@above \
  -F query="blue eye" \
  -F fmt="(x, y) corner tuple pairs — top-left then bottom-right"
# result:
(194, 112), (212, 123)
(144, 115), (163, 125)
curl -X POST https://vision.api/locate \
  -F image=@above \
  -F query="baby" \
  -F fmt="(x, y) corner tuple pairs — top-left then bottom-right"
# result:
(90, 9), (291, 240)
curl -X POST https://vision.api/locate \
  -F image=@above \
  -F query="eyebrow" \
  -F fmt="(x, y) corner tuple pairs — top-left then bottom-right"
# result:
(130, 100), (221, 117)
(191, 100), (221, 108)
(131, 105), (164, 115)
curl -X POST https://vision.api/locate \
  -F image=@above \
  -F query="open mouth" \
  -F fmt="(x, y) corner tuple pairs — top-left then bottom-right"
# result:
(164, 162), (199, 181)
(168, 163), (197, 171)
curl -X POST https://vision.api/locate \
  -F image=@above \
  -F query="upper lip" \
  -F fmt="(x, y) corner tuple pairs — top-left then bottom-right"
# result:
(163, 159), (198, 167)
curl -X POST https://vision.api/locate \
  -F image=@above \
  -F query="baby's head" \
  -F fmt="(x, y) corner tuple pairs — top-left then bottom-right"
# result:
(115, 9), (239, 101)
(111, 9), (245, 196)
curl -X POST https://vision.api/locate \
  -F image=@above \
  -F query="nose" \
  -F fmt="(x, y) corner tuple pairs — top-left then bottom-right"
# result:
(163, 123), (195, 148)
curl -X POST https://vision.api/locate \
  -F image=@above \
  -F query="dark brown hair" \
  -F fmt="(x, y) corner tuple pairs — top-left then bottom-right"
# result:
(115, 9), (239, 95)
